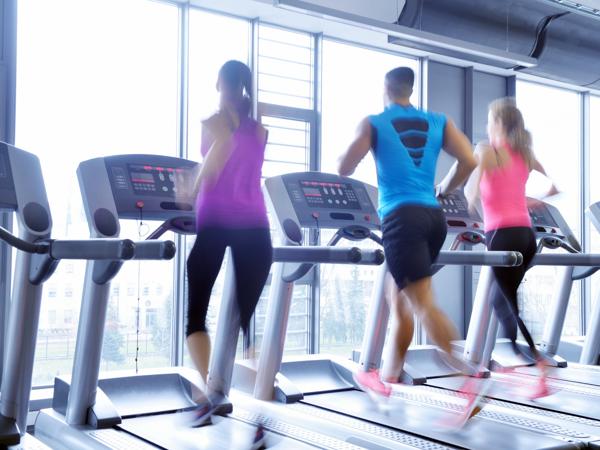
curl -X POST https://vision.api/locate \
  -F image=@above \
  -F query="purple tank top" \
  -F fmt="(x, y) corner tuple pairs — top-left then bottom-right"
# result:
(195, 117), (269, 229)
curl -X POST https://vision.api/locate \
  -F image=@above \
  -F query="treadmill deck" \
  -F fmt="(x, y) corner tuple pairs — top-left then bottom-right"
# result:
(119, 412), (319, 450)
(302, 388), (593, 449)
(428, 373), (600, 423)
(515, 363), (600, 387)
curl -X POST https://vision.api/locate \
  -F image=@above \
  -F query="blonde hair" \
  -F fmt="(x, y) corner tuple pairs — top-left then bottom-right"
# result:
(489, 97), (535, 170)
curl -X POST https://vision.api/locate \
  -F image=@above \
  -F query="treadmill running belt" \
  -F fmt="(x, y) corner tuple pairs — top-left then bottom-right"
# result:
(302, 390), (581, 450)
(428, 374), (600, 421)
(515, 364), (600, 387)
(119, 412), (324, 450)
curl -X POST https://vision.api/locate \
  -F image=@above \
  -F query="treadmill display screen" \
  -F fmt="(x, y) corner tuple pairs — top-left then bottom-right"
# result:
(0, 145), (17, 210)
(299, 180), (361, 210)
(0, 153), (6, 179)
(529, 204), (558, 227)
(126, 164), (191, 197)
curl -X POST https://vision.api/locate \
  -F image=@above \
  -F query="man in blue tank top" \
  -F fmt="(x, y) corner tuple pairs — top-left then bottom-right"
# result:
(338, 67), (481, 426)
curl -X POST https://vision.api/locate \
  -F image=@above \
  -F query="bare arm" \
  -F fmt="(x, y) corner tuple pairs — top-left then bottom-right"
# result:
(436, 119), (477, 195)
(463, 142), (490, 211)
(191, 114), (237, 194)
(337, 117), (372, 176)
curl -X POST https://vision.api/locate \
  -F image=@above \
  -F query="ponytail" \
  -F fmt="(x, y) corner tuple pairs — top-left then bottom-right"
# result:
(489, 97), (535, 170)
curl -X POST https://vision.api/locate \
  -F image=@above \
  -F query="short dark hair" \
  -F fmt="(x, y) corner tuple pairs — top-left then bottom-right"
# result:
(385, 67), (414, 98)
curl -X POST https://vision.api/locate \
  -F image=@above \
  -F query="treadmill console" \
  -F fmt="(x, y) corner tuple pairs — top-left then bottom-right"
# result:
(102, 155), (198, 221)
(438, 191), (482, 232)
(78, 154), (199, 237)
(0, 143), (17, 210)
(527, 198), (582, 252)
(527, 198), (563, 237)
(267, 172), (379, 230)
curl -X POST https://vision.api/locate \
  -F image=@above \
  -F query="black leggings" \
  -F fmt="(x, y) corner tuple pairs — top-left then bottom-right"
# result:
(186, 227), (272, 338)
(486, 227), (538, 357)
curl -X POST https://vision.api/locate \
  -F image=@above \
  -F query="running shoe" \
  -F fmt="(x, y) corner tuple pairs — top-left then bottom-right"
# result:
(506, 370), (551, 400)
(353, 369), (392, 403)
(528, 374), (550, 400)
(437, 376), (491, 430)
(188, 391), (226, 427)
(249, 424), (266, 450)
(188, 399), (216, 427)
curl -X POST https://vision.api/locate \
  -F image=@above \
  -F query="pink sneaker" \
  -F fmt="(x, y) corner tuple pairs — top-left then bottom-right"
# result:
(528, 375), (550, 400)
(439, 376), (490, 430)
(505, 365), (553, 401)
(353, 370), (391, 402)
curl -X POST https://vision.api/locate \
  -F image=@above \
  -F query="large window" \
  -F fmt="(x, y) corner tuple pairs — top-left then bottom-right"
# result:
(255, 25), (314, 355)
(516, 81), (582, 339)
(589, 96), (600, 313)
(257, 25), (314, 110)
(319, 39), (419, 356)
(16, 0), (179, 385)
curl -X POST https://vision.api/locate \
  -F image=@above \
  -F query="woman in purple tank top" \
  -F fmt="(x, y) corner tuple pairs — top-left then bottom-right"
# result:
(465, 98), (557, 400)
(185, 61), (272, 433)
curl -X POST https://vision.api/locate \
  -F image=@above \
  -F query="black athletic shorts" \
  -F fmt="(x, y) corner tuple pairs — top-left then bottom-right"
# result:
(381, 205), (447, 289)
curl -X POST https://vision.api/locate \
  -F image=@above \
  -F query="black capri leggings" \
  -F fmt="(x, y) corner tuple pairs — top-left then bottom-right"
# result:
(486, 227), (538, 357)
(186, 227), (273, 338)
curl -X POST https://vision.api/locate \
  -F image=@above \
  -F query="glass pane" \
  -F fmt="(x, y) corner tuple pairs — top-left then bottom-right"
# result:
(258, 25), (314, 109)
(589, 96), (600, 312)
(319, 39), (419, 355)
(516, 80), (582, 339)
(16, 0), (179, 386)
(187, 10), (250, 161)
(260, 115), (311, 355)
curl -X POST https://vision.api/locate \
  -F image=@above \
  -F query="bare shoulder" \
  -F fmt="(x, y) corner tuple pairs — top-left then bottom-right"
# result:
(201, 111), (230, 134)
(358, 116), (371, 130)
(256, 122), (268, 144)
(475, 141), (497, 169)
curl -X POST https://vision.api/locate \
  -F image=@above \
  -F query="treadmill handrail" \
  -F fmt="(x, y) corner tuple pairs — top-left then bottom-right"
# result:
(131, 240), (176, 260)
(436, 250), (522, 267)
(49, 239), (135, 261)
(0, 226), (137, 261)
(532, 253), (600, 266)
(272, 246), (384, 265)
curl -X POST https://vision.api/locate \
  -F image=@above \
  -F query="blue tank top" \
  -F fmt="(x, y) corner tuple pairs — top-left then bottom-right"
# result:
(369, 104), (447, 219)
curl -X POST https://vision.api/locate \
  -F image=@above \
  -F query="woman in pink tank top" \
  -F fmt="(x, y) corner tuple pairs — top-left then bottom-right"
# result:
(465, 98), (557, 400)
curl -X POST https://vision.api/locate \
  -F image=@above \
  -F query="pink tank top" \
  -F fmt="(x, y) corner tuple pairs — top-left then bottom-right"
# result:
(195, 117), (269, 229)
(479, 144), (531, 232)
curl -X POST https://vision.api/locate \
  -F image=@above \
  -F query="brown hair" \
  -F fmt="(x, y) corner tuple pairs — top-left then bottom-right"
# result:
(489, 97), (535, 170)
(218, 60), (253, 117)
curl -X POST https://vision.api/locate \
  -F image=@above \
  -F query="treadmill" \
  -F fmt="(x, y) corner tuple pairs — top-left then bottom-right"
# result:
(558, 200), (600, 367)
(0, 143), (158, 449)
(435, 199), (600, 416)
(35, 155), (414, 450)
(252, 172), (595, 450)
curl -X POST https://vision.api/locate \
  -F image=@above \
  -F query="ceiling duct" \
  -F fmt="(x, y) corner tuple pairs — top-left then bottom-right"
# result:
(276, 0), (600, 88)
(520, 11), (600, 88)
(396, 0), (600, 88)
(537, 0), (600, 20)
(274, 0), (537, 68)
